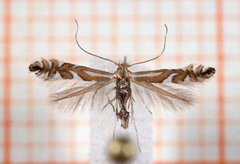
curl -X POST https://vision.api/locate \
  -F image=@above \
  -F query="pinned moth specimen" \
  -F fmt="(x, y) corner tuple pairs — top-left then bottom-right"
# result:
(29, 21), (216, 152)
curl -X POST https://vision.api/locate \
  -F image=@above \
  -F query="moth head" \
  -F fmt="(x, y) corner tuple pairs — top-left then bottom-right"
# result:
(116, 64), (130, 80)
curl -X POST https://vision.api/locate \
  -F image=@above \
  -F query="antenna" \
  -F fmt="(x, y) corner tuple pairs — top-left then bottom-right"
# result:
(129, 24), (168, 67)
(75, 20), (119, 66)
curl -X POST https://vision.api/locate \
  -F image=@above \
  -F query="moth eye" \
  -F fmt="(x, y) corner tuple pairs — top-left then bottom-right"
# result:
(29, 62), (42, 72)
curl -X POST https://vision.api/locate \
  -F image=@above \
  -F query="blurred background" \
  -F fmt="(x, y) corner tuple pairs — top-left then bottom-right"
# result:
(1, 0), (240, 163)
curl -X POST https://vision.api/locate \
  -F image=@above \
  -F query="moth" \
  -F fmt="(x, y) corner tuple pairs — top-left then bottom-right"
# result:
(29, 21), (216, 152)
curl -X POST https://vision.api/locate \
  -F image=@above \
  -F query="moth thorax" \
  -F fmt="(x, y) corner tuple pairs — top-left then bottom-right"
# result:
(117, 68), (129, 79)
(118, 79), (130, 88)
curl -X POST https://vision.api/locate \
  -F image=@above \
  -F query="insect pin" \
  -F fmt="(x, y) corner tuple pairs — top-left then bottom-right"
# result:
(29, 20), (216, 152)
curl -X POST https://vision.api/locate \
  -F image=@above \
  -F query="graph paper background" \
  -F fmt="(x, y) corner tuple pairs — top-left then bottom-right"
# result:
(1, 0), (240, 163)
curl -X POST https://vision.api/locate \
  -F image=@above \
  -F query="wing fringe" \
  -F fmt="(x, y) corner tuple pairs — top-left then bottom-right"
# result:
(48, 80), (115, 113)
(132, 80), (197, 112)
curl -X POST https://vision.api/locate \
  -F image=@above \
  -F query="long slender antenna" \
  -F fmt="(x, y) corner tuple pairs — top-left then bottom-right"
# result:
(128, 24), (168, 67)
(75, 20), (118, 66)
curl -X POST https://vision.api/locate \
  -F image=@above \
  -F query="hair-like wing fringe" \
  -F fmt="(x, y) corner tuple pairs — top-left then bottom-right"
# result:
(131, 80), (197, 113)
(47, 79), (115, 113)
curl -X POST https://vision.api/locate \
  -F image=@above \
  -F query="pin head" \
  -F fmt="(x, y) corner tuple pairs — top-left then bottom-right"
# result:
(108, 137), (136, 163)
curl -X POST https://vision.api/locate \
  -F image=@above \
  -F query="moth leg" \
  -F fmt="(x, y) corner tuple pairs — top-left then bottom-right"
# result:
(113, 114), (118, 140)
(127, 96), (135, 110)
(133, 83), (152, 115)
(101, 97), (116, 111)
(101, 88), (116, 112)
(107, 95), (116, 112)
(115, 99), (119, 114)
(129, 97), (135, 124)
(130, 99), (141, 153)
(91, 79), (116, 107)
(113, 100), (120, 139)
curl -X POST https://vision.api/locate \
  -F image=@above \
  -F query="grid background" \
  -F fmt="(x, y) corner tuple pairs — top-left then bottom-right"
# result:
(1, 0), (240, 163)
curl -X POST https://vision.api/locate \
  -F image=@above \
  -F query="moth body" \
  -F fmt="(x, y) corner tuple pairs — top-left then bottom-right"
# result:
(115, 62), (132, 129)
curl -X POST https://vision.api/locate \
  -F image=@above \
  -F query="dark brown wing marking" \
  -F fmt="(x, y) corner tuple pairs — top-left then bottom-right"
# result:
(131, 69), (187, 83)
(186, 65), (197, 81)
(171, 69), (188, 83)
(29, 58), (114, 81)
(195, 65), (216, 79)
(131, 64), (215, 83)
(131, 69), (171, 83)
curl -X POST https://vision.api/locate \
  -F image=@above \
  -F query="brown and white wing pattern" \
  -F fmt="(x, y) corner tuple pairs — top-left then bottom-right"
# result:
(29, 58), (114, 81)
(131, 64), (216, 111)
(29, 58), (115, 112)
(131, 64), (215, 84)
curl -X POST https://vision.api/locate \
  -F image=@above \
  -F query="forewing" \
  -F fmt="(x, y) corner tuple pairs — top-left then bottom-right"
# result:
(29, 58), (116, 112)
(29, 58), (114, 81)
(131, 64), (215, 84)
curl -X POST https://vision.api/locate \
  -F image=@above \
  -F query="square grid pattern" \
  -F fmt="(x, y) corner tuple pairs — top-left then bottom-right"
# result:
(1, 0), (240, 163)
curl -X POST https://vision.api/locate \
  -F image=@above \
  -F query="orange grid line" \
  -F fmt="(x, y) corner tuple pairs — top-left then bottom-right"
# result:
(216, 0), (225, 163)
(1, 0), (240, 163)
(3, 0), (11, 163)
